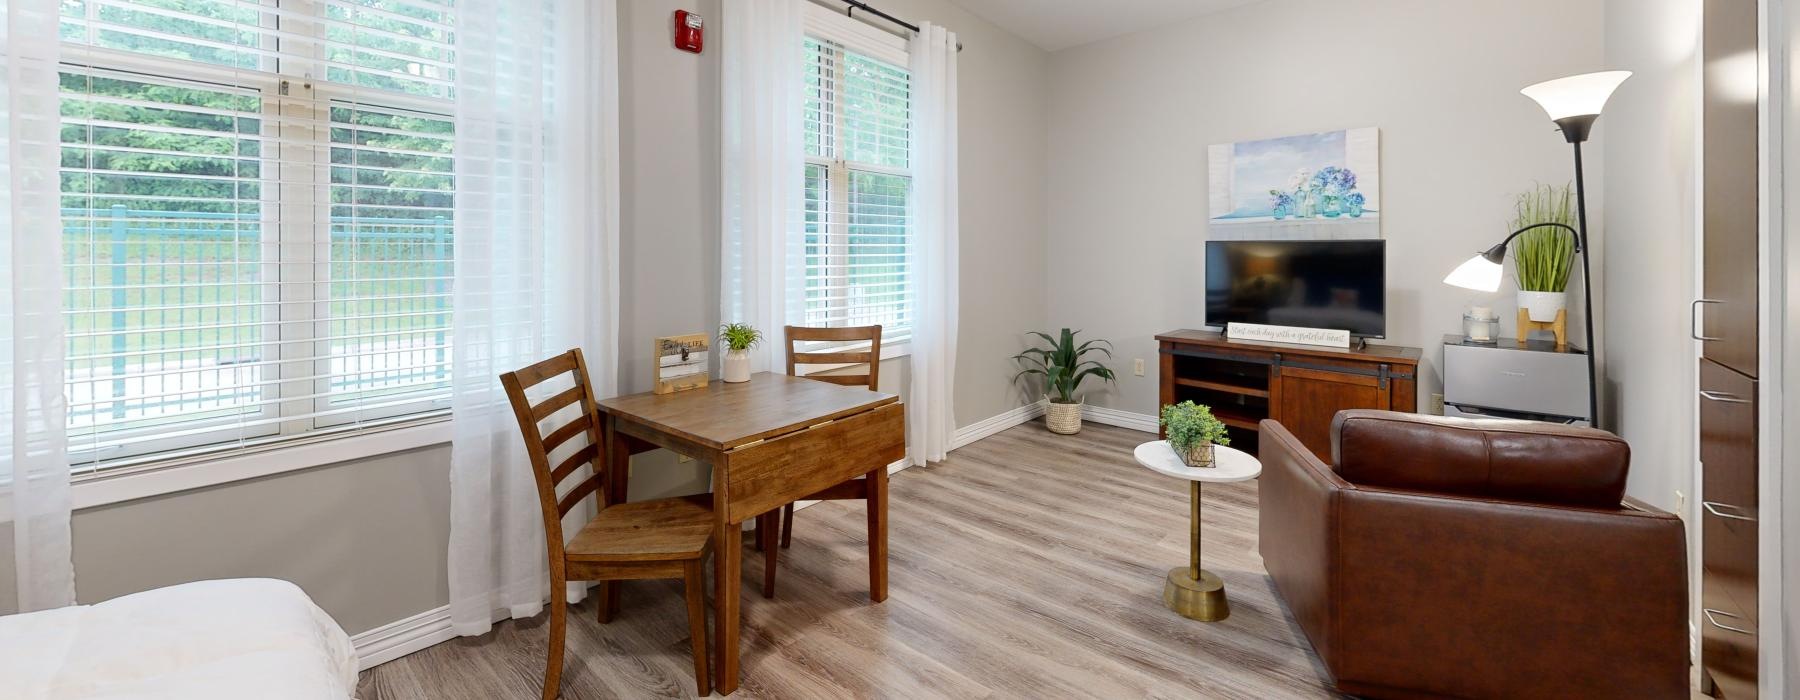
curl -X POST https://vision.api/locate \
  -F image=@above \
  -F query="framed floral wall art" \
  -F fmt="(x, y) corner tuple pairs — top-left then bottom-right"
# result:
(1207, 128), (1381, 241)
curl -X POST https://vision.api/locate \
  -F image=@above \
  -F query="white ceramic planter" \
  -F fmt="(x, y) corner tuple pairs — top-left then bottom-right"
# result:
(722, 349), (751, 383)
(1516, 290), (1568, 323)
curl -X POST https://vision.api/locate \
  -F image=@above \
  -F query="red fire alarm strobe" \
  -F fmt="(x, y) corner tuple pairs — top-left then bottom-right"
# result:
(674, 10), (703, 53)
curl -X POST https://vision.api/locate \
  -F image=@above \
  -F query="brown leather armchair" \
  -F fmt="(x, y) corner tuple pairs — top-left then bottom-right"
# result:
(1259, 410), (1688, 700)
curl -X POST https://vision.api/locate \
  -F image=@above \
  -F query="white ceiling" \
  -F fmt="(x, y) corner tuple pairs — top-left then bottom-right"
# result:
(947, 0), (1266, 52)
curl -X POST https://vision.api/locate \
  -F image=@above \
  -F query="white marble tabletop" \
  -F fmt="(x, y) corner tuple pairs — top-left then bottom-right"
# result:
(1133, 441), (1262, 483)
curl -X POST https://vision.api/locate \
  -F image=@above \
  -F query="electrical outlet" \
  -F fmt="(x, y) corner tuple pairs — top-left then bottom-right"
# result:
(1133, 359), (1145, 376)
(1674, 490), (1687, 515)
(1429, 392), (1445, 415)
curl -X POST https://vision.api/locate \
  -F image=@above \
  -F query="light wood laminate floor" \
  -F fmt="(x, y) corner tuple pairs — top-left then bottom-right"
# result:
(356, 422), (1342, 699)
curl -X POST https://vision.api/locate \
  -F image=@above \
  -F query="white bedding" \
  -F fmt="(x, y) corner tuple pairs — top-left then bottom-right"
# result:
(0, 578), (356, 699)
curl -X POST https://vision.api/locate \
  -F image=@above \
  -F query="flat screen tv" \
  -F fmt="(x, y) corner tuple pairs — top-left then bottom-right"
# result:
(1204, 240), (1386, 338)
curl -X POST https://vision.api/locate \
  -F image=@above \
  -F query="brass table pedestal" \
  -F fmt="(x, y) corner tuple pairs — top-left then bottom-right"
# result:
(1163, 480), (1229, 621)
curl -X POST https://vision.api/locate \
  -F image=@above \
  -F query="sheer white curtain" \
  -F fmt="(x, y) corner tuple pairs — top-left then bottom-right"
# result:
(906, 23), (959, 465)
(1, 0), (74, 613)
(447, 0), (619, 636)
(721, 0), (806, 373)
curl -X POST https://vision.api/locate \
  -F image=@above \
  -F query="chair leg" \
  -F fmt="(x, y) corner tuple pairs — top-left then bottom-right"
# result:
(596, 581), (615, 624)
(758, 511), (779, 598)
(780, 503), (794, 548)
(544, 569), (567, 700)
(684, 560), (712, 697)
(604, 578), (622, 621)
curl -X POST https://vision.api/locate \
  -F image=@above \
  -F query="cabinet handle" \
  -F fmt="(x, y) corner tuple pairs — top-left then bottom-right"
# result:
(1699, 390), (1750, 404)
(1692, 299), (1723, 341)
(1703, 608), (1755, 635)
(1702, 501), (1757, 522)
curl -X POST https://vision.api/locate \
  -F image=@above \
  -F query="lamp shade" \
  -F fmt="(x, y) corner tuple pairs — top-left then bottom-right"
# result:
(1443, 255), (1503, 293)
(1520, 70), (1632, 120)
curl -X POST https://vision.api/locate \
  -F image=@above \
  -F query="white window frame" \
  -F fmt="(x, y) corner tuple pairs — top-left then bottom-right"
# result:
(801, 6), (913, 363)
(61, 0), (458, 502)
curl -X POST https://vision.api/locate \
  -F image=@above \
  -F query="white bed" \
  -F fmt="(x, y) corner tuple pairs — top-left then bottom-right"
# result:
(0, 578), (357, 699)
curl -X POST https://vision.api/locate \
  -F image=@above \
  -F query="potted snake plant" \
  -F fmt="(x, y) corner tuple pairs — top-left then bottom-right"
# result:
(1160, 401), (1230, 468)
(1012, 328), (1116, 435)
(717, 323), (761, 383)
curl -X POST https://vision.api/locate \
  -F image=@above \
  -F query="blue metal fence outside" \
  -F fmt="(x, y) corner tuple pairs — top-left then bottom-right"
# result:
(64, 206), (451, 425)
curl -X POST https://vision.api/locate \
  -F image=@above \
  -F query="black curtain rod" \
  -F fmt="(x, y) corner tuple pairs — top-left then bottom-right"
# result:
(827, 0), (965, 52)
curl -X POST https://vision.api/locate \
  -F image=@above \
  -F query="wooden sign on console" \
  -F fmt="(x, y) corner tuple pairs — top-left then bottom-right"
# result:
(1225, 322), (1351, 349)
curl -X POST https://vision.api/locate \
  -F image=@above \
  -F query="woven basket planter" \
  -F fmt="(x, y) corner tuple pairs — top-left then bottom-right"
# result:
(1045, 400), (1083, 435)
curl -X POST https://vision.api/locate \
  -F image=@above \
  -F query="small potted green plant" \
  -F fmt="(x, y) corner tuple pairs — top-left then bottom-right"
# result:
(1510, 183), (1577, 323)
(717, 322), (762, 383)
(1160, 401), (1230, 468)
(1012, 328), (1115, 435)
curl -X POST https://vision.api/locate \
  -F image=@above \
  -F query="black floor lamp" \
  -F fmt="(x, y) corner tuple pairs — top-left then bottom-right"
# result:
(1442, 70), (1631, 427)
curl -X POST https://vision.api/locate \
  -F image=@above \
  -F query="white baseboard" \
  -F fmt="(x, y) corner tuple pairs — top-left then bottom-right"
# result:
(353, 604), (455, 671)
(951, 400), (1045, 450)
(1081, 404), (1159, 433)
(354, 403), (1045, 671)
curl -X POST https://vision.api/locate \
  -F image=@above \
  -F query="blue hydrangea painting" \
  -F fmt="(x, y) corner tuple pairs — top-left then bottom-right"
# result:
(1207, 128), (1380, 241)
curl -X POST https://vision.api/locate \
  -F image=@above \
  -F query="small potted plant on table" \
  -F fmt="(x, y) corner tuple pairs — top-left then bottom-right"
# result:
(1012, 328), (1115, 435)
(717, 322), (762, 383)
(1160, 401), (1230, 468)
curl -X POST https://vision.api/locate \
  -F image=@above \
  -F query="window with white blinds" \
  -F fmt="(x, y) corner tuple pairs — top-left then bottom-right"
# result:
(57, 0), (457, 471)
(801, 36), (911, 347)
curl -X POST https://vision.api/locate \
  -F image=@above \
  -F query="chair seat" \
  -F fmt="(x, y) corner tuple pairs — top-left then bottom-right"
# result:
(566, 494), (714, 563)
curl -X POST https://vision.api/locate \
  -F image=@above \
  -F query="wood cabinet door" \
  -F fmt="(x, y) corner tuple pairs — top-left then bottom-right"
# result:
(1701, 0), (1759, 377)
(1700, 358), (1758, 699)
(1270, 365), (1389, 462)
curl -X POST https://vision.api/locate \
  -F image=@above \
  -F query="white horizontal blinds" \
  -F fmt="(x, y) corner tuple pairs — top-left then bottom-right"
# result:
(56, 0), (459, 470)
(323, 102), (453, 423)
(840, 52), (908, 169)
(803, 38), (835, 160)
(60, 71), (274, 466)
(801, 35), (911, 348)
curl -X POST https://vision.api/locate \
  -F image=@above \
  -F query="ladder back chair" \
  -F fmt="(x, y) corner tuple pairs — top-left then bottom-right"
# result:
(759, 325), (884, 598)
(500, 349), (714, 699)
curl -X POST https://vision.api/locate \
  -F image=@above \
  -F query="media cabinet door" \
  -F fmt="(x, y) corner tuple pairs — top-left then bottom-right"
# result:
(1270, 365), (1390, 461)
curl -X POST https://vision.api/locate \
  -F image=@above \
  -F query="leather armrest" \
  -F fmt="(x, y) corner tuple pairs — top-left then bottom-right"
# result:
(1257, 419), (1350, 672)
(1330, 486), (1689, 699)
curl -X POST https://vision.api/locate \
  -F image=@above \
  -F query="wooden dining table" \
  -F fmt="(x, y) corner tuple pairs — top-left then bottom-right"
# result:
(596, 372), (905, 694)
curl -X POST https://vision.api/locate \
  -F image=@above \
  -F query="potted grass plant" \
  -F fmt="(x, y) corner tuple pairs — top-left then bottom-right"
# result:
(717, 322), (762, 383)
(1012, 328), (1116, 435)
(1160, 401), (1230, 468)
(1510, 183), (1577, 323)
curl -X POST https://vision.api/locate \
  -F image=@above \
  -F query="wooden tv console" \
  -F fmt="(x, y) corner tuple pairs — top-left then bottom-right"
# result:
(1157, 329), (1421, 460)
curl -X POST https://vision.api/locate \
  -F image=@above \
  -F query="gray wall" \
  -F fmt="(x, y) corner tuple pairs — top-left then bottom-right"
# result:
(37, 0), (1050, 636)
(1600, 0), (1697, 513)
(1600, 0), (1700, 675)
(1043, 0), (1606, 416)
(72, 446), (452, 635)
(1784, 1), (1800, 692)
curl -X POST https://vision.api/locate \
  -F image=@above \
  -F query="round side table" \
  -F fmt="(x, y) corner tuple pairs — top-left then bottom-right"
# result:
(1133, 440), (1262, 622)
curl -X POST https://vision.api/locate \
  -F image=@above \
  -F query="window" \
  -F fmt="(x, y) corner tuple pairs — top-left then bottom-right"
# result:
(801, 34), (911, 348)
(58, 0), (456, 471)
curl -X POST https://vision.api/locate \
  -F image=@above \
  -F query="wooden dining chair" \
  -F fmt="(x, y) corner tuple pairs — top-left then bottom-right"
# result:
(758, 325), (883, 598)
(500, 349), (713, 699)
